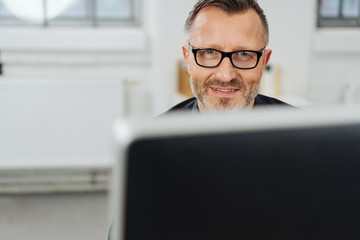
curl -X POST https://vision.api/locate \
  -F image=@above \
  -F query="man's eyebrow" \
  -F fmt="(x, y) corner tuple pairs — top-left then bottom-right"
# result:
(196, 44), (259, 51)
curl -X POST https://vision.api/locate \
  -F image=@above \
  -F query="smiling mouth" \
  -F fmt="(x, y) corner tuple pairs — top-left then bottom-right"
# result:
(209, 86), (240, 97)
(212, 87), (238, 92)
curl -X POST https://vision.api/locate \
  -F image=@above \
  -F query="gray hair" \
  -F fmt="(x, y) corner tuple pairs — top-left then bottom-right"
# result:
(185, 0), (269, 45)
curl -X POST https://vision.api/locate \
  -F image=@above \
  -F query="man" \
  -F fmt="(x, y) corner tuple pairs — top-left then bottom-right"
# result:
(167, 0), (290, 114)
(109, 1), (289, 238)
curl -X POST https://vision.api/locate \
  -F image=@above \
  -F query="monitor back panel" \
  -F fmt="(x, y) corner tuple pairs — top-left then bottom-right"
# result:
(124, 123), (360, 240)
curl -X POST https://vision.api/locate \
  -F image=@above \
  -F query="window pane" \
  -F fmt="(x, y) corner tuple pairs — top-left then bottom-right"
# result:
(342, 0), (360, 18)
(0, 0), (137, 27)
(0, 1), (13, 17)
(97, 0), (131, 19)
(0, 0), (42, 26)
(320, 0), (341, 17)
(48, 0), (90, 27)
(57, 0), (87, 18)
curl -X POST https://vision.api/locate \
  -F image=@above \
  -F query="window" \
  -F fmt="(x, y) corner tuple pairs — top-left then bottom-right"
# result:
(0, 0), (140, 27)
(318, 0), (360, 27)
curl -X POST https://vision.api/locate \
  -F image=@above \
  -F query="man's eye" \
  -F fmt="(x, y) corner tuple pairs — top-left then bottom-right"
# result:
(206, 49), (216, 54)
(239, 51), (248, 56)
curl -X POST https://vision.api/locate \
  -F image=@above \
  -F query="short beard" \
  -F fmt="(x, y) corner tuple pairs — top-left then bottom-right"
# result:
(190, 77), (260, 113)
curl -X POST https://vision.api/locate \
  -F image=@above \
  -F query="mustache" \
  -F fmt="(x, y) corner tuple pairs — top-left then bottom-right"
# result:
(203, 78), (246, 89)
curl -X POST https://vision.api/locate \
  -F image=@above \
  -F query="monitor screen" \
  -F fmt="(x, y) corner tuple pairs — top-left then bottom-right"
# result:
(112, 108), (360, 240)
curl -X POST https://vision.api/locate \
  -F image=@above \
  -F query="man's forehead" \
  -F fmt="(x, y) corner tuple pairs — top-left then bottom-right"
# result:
(189, 6), (266, 49)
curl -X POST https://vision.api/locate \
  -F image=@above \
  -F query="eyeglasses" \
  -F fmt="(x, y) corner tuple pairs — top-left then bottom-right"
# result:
(188, 43), (265, 70)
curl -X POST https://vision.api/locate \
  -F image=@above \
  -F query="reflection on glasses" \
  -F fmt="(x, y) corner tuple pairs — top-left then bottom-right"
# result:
(188, 43), (265, 70)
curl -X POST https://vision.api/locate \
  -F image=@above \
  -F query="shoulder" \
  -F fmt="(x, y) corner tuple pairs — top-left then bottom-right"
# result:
(169, 97), (198, 110)
(161, 97), (199, 115)
(254, 94), (293, 107)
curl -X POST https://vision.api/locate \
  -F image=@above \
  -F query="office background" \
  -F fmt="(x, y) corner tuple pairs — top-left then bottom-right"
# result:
(1, 0), (359, 116)
(0, 0), (359, 239)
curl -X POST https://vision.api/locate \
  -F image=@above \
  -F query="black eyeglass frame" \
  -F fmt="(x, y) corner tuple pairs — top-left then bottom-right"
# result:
(188, 43), (266, 70)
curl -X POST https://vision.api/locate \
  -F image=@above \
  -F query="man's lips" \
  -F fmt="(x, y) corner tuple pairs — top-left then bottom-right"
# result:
(209, 86), (240, 97)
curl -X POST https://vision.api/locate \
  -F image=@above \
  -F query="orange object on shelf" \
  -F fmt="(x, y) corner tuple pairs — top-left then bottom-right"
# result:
(177, 60), (194, 98)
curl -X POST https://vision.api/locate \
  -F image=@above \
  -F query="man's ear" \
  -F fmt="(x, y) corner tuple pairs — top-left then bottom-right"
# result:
(182, 45), (191, 74)
(182, 45), (190, 63)
(262, 49), (272, 68)
(259, 49), (272, 78)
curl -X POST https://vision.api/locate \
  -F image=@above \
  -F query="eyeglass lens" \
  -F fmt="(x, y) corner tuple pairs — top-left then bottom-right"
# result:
(195, 49), (259, 69)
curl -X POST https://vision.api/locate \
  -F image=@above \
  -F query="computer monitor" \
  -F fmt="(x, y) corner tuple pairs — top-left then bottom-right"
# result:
(112, 107), (360, 240)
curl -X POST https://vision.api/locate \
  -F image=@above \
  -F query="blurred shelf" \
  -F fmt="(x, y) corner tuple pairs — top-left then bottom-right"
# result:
(0, 167), (110, 194)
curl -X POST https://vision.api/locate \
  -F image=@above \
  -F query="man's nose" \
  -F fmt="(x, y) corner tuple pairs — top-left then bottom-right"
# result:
(214, 57), (238, 82)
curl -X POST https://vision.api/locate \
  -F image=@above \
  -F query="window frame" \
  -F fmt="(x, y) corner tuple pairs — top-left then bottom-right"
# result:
(318, 0), (360, 28)
(0, 0), (141, 27)
(0, 0), (147, 54)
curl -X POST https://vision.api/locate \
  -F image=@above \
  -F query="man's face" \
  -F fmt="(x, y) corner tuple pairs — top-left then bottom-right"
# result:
(183, 7), (272, 112)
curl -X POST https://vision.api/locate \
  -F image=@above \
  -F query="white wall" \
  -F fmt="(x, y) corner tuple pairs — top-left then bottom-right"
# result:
(258, 0), (316, 99)
(0, 80), (123, 169)
(0, 4), (154, 170)
(1, 0), (360, 170)
(260, 1), (360, 107)
(310, 29), (360, 106)
(148, 0), (197, 115)
(0, 27), (152, 116)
